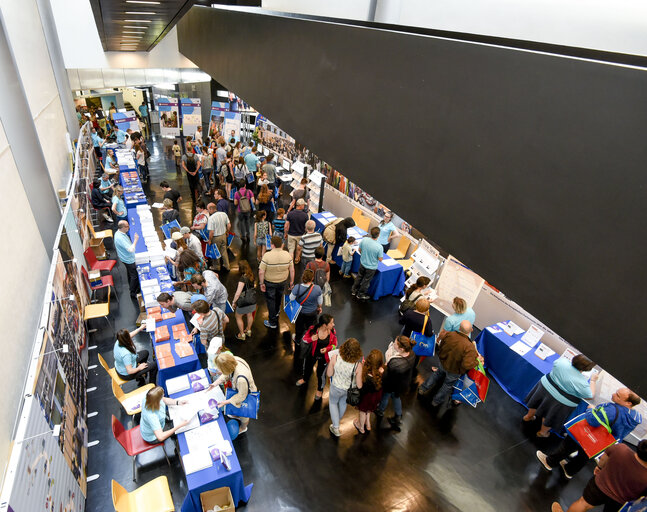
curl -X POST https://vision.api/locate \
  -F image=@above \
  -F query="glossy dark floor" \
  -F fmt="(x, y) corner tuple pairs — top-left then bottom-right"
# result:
(86, 134), (593, 512)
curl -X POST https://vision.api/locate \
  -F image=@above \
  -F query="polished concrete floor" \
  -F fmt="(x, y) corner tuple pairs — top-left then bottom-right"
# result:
(86, 134), (594, 511)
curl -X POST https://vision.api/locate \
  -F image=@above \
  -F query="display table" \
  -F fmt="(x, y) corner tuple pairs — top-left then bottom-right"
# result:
(476, 325), (559, 405)
(312, 211), (406, 300)
(169, 369), (253, 511)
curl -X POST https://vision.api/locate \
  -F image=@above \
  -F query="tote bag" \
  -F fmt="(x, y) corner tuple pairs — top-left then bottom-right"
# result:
(225, 374), (260, 419)
(411, 315), (435, 356)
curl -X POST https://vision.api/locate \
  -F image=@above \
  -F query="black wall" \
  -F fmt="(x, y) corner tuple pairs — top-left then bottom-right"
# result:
(178, 6), (647, 392)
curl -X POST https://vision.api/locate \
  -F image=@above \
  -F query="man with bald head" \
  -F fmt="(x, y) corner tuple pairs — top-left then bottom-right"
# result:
(114, 220), (141, 297)
(418, 320), (482, 407)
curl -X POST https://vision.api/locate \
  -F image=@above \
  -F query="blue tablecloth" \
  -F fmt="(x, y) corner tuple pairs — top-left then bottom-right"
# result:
(119, 166), (147, 207)
(169, 369), (253, 511)
(476, 326), (559, 405)
(312, 211), (405, 300)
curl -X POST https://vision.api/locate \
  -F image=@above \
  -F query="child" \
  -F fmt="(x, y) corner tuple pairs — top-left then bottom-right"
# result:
(340, 236), (355, 278)
(273, 208), (286, 239)
(253, 210), (272, 261)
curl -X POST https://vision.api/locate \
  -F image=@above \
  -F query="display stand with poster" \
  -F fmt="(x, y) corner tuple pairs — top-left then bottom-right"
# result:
(181, 98), (202, 139)
(157, 97), (180, 138)
(112, 111), (139, 133)
(432, 256), (484, 316)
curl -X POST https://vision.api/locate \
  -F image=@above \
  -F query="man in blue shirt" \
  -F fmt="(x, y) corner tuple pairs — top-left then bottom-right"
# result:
(377, 212), (397, 253)
(113, 125), (128, 144)
(242, 141), (253, 158)
(538, 386), (642, 479)
(244, 145), (260, 175)
(91, 128), (105, 160)
(351, 227), (384, 300)
(114, 220), (141, 297)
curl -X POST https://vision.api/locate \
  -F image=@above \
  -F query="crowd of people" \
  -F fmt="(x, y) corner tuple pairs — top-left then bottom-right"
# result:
(99, 122), (646, 512)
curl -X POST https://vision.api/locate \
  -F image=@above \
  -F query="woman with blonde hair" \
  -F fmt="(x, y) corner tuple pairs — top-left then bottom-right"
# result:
(399, 298), (434, 338)
(139, 386), (190, 444)
(327, 338), (363, 437)
(162, 198), (180, 224)
(208, 353), (257, 434)
(231, 260), (257, 340)
(438, 296), (476, 337)
(111, 185), (127, 222)
(354, 349), (385, 433)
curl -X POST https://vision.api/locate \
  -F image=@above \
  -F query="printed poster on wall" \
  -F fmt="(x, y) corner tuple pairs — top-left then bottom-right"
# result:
(112, 111), (138, 133)
(156, 97), (180, 138)
(181, 98), (202, 139)
(209, 101), (231, 138)
(223, 111), (241, 144)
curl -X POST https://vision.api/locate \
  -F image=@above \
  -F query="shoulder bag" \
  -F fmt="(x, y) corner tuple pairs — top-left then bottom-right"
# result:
(236, 278), (257, 308)
(346, 362), (361, 406)
(225, 365), (260, 419)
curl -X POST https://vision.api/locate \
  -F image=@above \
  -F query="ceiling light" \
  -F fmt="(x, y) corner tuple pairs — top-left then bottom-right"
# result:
(125, 11), (157, 15)
(123, 30), (146, 34)
(123, 25), (147, 29)
(126, 1), (160, 4)
(124, 19), (152, 23)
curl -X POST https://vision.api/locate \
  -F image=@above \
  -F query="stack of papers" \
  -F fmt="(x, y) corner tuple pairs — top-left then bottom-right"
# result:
(534, 343), (556, 360)
(509, 340), (532, 356)
(498, 320), (525, 337)
(166, 374), (190, 394)
(381, 258), (401, 268)
(176, 342), (194, 358)
(182, 451), (213, 474)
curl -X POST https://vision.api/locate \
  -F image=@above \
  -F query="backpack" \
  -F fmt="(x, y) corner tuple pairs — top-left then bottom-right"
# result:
(238, 190), (252, 213)
(323, 219), (342, 244)
(220, 162), (230, 178)
(399, 290), (422, 316)
(310, 261), (328, 289)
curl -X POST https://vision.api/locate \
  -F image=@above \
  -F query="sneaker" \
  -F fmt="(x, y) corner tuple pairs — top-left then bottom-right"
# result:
(329, 424), (341, 437)
(357, 294), (371, 301)
(351, 290), (357, 297)
(238, 426), (248, 435)
(343, 274), (351, 279)
(339, 270), (343, 275)
(536, 450), (553, 471)
(102, 213), (112, 222)
(263, 320), (277, 329)
(559, 460), (574, 480)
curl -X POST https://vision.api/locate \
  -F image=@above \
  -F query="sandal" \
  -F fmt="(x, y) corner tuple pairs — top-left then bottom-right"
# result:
(245, 329), (252, 336)
(236, 333), (246, 341)
(536, 431), (551, 438)
(353, 420), (365, 434)
(523, 415), (536, 422)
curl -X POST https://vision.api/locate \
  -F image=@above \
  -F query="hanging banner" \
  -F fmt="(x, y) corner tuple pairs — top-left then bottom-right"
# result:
(181, 98), (202, 140)
(112, 111), (138, 133)
(223, 111), (241, 144)
(209, 101), (230, 138)
(156, 97), (180, 138)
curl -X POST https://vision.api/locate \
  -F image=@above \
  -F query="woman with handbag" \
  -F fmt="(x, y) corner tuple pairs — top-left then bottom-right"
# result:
(289, 269), (322, 355)
(354, 349), (385, 434)
(208, 353), (258, 435)
(231, 260), (257, 340)
(327, 338), (363, 437)
(296, 314), (337, 400)
(399, 298), (434, 337)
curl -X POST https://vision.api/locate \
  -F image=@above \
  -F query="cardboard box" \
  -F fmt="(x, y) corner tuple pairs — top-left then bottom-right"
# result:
(200, 487), (234, 512)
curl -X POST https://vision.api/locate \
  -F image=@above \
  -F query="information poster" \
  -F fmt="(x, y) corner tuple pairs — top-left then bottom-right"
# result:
(209, 101), (230, 138)
(156, 97), (180, 138)
(222, 111), (241, 144)
(433, 256), (485, 316)
(181, 98), (202, 139)
(112, 110), (138, 133)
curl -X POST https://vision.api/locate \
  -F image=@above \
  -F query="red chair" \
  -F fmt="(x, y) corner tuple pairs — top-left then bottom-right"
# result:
(84, 247), (117, 272)
(81, 266), (118, 304)
(111, 415), (171, 482)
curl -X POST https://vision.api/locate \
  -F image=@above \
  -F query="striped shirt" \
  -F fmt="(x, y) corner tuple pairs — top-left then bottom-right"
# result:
(273, 218), (286, 236)
(299, 232), (323, 259)
(260, 248), (292, 283)
(198, 309), (226, 341)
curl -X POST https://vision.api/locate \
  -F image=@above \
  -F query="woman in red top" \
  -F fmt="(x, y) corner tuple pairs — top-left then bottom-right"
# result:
(296, 314), (337, 400)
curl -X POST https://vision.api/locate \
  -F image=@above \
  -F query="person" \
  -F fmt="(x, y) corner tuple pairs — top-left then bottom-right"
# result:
(233, 156), (246, 183)
(551, 440), (647, 512)
(273, 208), (286, 239)
(325, 217), (355, 263)
(327, 338), (363, 437)
(108, 101), (117, 119)
(351, 227), (384, 301)
(172, 140), (182, 172)
(355, 349), (385, 433)
(295, 220), (322, 267)
(297, 314), (337, 400)
(190, 299), (228, 343)
(135, 143), (148, 181)
(139, 386), (190, 444)
(191, 200), (210, 251)
(177, 249), (205, 282)
(102, 149), (118, 176)
(256, 170), (270, 194)
(400, 298), (434, 337)
(113, 326), (156, 386)
(377, 211), (398, 253)
(234, 180), (255, 243)
(113, 124), (128, 144)
(138, 102), (149, 127)
(99, 172), (114, 197)
(194, 126), (203, 144)
(215, 188), (229, 213)
(285, 198), (308, 257)
(180, 226), (202, 259)
(125, 129), (135, 151)
(288, 178), (309, 211)
(191, 271), (228, 314)
(255, 184), (275, 223)
(207, 204), (231, 272)
(523, 355), (597, 437)
(231, 260), (257, 340)
(259, 236), (294, 329)
(114, 220), (141, 298)
(207, 353), (257, 434)
(160, 181), (182, 211)
(233, 141), (242, 160)
(156, 291), (194, 314)
(201, 146), (214, 191)
(261, 153), (277, 189)
(537, 387), (642, 479)
(339, 236), (355, 278)
(182, 150), (201, 203)
(244, 143), (260, 177)
(90, 127), (105, 160)
(438, 297), (476, 337)
(253, 210), (272, 261)
(376, 335), (417, 431)
(111, 185), (127, 222)
(418, 320), (481, 406)
(220, 151), (234, 198)
(161, 198), (180, 225)
(399, 276), (432, 316)
(215, 138), (227, 172)
(90, 179), (113, 223)
(290, 269), (322, 352)
(305, 247), (331, 306)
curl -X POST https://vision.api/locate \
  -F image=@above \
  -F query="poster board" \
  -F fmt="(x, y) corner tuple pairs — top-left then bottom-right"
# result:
(156, 97), (180, 137)
(222, 111), (241, 144)
(181, 98), (202, 139)
(209, 101), (230, 138)
(432, 256), (484, 316)
(112, 111), (138, 133)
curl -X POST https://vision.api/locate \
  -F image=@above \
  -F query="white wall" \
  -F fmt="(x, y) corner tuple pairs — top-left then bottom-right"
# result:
(263, 0), (647, 57)
(0, 120), (51, 480)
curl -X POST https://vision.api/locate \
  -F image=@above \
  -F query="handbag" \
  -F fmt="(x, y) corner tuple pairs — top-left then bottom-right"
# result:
(451, 362), (490, 407)
(284, 284), (314, 324)
(346, 363), (361, 406)
(205, 243), (221, 259)
(236, 279), (257, 308)
(225, 374), (260, 419)
(565, 404), (620, 458)
(411, 315), (435, 356)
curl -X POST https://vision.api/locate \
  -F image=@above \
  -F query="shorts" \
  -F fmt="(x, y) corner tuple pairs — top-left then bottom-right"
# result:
(582, 477), (622, 511)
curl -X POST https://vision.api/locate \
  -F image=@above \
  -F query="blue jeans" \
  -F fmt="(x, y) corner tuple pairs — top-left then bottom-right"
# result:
(340, 260), (352, 275)
(238, 212), (251, 240)
(377, 391), (402, 417)
(328, 384), (348, 428)
(263, 280), (285, 325)
(420, 365), (461, 406)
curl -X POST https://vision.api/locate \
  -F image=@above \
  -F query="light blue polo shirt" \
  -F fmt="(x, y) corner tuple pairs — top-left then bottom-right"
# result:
(442, 308), (476, 332)
(114, 230), (135, 264)
(91, 133), (104, 148)
(244, 152), (259, 174)
(113, 341), (136, 375)
(112, 195), (126, 218)
(115, 129), (128, 143)
(139, 104), (148, 117)
(377, 221), (396, 245)
(359, 237), (383, 270)
(140, 399), (166, 443)
(541, 357), (593, 407)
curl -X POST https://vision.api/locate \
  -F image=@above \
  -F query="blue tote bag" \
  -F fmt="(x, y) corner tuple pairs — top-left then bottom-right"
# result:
(225, 374), (260, 419)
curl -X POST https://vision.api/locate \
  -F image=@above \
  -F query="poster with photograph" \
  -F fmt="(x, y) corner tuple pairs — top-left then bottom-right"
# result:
(112, 111), (138, 133)
(222, 111), (241, 144)
(181, 98), (201, 139)
(209, 101), (229, 138)
(156, 97), (180, 137)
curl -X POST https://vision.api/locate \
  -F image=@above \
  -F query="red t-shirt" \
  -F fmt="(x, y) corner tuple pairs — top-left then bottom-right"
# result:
(596, 444), (647, 503)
